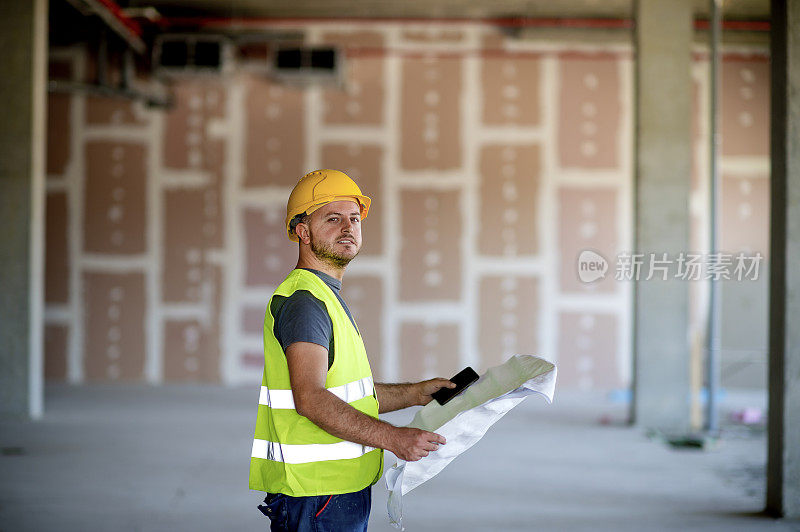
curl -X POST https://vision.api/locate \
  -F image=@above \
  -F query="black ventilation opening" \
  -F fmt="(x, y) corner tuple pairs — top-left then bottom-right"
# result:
(310, 49), (336, 70)
(160, 40), (189, 67)
(274, 47), (337, 72)
(276, 48), (302, 69)
(194, 41), (221, 68)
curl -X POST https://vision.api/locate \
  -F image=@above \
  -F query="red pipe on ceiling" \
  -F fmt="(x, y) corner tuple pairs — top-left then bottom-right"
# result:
(695, 19), (770, 31)
(95, 0), (143, 36)
(153, 16), (769, 32)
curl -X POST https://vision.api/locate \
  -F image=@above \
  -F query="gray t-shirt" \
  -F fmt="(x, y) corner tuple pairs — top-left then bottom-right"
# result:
(271, 269), (358, 369)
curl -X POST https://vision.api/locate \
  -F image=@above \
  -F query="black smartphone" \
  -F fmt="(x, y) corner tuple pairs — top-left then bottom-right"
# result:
(431, 367), (480, 405)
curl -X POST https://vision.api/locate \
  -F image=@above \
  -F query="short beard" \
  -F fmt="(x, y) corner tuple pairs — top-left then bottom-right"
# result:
(310, 233), (355, 269)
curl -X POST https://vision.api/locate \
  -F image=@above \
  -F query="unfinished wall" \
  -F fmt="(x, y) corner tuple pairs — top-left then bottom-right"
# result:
(690, 53), (771, 389)
(44, 25), (769, 390)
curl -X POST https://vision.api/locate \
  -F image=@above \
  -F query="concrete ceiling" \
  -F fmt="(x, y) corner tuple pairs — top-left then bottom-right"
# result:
(124, 0), (770, 21)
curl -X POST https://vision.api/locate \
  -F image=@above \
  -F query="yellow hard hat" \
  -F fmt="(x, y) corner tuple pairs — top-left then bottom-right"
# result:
(285, 169), (372, 242)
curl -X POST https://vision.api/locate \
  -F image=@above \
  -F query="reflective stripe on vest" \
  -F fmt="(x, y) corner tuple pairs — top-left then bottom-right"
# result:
(258, 376), (374, 409)
(251, 439), (376, 464)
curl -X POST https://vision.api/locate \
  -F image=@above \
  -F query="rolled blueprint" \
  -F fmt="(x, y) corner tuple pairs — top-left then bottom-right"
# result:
(384, 355), (557, 528)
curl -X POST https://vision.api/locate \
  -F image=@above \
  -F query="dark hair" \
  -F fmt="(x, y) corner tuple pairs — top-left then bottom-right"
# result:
(289, 212), (310, 235)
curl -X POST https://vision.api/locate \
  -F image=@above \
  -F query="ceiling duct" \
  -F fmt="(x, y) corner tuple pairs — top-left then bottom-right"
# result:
(64, 0), (145, 53)
(270, 46), (341, 84)
(154, 34), (229, 76)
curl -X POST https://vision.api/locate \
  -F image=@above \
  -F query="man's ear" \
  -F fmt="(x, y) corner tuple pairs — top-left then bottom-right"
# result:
(295, 222), (312, 245)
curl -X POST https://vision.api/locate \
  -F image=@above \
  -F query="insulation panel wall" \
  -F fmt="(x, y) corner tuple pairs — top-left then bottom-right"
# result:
(43, 28), (769, 391)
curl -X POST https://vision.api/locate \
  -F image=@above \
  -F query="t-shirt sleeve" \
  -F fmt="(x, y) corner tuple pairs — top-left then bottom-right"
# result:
(273, 290), (333, 352)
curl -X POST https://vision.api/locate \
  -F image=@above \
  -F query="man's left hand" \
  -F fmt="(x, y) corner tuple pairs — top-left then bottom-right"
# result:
(415, 378), (456, 406)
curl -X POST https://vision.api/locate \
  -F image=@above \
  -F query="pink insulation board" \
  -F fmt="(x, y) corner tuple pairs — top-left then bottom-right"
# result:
(399, 322), (461, 382)
(83, 141), (147, 254)
(558, 187), (618, 294)
(163, 82), (226, 170)
(86, 96), (144, 126)
(478, 275), (540, 370)
(163, 188), (219, 303)
(721, 57), (769, 157)
(242, 305), (266, 336)
(401, 56), (462, 171)
(402, 29), (464, 43)
(243, 206), (298, 288)
(482, 54), (542, 126)
(45, 191), (70, 303)
(321, 31), (385, 126)
(163, 264), (222, 381)
(44, 324), (68, 381)
(244, 78), (305, 187)
(558, 53), (620, 169)
(399, 189), (462, 302)
(479, 144), (541, 256)
(47, 60), (72, 176)
(557, 312), (620, 390)
(83, 272), (146, 381)
(163, 317), (220, 382)
(721, 175), (769, 257)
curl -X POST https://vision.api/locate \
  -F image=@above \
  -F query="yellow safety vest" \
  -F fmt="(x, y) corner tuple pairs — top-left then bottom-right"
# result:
(249, 269), (383, 496)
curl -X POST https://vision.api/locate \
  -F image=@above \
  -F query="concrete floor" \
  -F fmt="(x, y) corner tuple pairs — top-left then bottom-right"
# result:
(0, 385), (797, 532)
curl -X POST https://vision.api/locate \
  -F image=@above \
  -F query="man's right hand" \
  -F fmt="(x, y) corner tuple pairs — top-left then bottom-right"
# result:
(390, 427), (446, 461)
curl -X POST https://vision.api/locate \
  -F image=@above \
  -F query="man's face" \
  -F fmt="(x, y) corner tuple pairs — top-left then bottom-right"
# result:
(304, 200), (363, 268)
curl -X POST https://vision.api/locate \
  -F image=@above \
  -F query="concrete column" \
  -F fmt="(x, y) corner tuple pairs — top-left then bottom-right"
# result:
(0, 0), (47, 419)
(766, 0), (800, 518)
(632, 0), (693, 432)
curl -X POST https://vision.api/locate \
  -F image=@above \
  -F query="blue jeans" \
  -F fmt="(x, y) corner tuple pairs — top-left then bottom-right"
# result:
(258, 486), (371, 532)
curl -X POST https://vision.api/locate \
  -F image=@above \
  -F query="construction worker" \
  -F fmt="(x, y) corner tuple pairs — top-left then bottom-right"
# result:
(251, 169), (455, 531)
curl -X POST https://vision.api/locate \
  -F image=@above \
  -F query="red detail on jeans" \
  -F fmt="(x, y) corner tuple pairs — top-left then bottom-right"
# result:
(315, 495), (333, 518)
